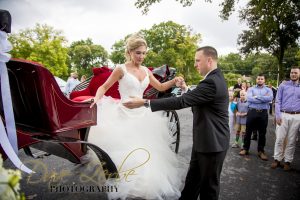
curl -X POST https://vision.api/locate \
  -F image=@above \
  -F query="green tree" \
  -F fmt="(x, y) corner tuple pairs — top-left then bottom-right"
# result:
(222, 0), (300, 81)
(110, 40), (126, 64)
(135, 0), (205, 14)
(68, 38), (108, 76)
(219, 53), (244, 74)
(135, 0), (300, 82)
(224, 72), (242, 87)
(282, 46), (300, 75)
(220, 52), (278, 85)
(9, 24), (68, 77)
(296, 49), (300, 66)
(239, 53), (257, 76)
(110, 21), (201, 83)
(142, 21), (201, 83)
(242, 53), (278, 81)
(254, 54), (277, 78)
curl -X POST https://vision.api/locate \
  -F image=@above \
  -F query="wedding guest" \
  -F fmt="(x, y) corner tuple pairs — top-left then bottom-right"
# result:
(268, 83), (277, 115)
(80, 74), (87, 82)
(232, 90), (248, 148)
(246, 81), (251, 90)
(271, 66), (300, 171)
(65, 72), (80, 96)
(228, 90), (237, 135)
(233, 78), (242, 98)
(239, 74), (273, 161)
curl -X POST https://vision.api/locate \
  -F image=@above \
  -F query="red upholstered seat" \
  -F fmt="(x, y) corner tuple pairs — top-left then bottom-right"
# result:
(70, 67), (120, 101)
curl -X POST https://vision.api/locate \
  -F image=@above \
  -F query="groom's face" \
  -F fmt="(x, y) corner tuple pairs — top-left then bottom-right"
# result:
(194, 50), (209, 76)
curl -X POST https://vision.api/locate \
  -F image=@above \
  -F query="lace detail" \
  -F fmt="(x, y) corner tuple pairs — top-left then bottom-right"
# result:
(118, 64), (150, 102)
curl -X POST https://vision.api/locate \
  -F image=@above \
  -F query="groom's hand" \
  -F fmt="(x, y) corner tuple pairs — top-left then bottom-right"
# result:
(123, 97), (145, 109)
(174, 77), (188, 91)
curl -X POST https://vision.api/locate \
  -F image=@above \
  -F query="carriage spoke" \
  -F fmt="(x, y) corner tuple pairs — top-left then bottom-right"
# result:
(164, 110), (180, 153)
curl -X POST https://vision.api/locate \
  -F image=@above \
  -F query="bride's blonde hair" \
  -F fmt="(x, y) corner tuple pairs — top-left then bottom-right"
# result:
(125, 33), (147, 62)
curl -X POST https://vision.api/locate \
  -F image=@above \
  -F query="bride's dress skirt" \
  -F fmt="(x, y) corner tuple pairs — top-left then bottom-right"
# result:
(88, 96), (184, 200)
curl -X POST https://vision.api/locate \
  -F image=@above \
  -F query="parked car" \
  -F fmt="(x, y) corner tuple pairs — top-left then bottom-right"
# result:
(189, 85), (197, 91)
(54, 76), (66, 93)
(171, 87), (182, 97)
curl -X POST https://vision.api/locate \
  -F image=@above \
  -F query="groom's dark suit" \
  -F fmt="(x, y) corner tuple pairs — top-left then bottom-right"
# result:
(150, 68), (230, 200)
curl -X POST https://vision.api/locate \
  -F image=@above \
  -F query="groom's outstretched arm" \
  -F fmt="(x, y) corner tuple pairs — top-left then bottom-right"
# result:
(124, 79), (216, 112)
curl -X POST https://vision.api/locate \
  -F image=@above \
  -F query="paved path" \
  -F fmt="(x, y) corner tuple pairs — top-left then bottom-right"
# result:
(3, 108), (300, 199)
(221, 113), (300, 200)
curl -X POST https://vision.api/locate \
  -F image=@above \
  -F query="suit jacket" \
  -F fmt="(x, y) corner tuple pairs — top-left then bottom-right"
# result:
(150, 68), (229, 153)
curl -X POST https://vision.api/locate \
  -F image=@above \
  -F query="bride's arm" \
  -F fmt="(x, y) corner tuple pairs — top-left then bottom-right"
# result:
(148, 70), (186, 92)
(90, 67), (123, 108)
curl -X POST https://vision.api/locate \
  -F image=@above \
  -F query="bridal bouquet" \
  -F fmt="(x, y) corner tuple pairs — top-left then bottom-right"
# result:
(0, 155), (25, 200)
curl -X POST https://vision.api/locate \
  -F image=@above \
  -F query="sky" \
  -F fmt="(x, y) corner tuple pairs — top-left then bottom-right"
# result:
(0, 0), (247, 56)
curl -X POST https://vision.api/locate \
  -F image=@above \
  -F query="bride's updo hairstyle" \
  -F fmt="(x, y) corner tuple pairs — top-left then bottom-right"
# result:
(125, 33), (147, 62)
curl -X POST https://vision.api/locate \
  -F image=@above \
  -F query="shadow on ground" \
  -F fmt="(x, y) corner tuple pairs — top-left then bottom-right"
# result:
(221, 114), (300, 200)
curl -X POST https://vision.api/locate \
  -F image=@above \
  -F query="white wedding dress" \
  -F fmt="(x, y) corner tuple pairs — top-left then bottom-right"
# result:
(88, 64), (184, 200)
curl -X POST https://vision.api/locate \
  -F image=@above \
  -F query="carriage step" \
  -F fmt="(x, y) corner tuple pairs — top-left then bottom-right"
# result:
(32, 150), (51, 158)
(23, 147), (51, 159)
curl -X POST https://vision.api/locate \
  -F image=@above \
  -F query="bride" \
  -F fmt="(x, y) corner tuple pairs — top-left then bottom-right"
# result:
(87, 33), (185, 200)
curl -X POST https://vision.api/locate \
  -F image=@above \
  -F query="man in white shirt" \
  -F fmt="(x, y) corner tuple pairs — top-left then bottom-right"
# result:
(65, 72), (80, 96)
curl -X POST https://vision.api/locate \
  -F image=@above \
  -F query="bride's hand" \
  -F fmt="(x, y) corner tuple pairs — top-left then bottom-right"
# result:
(90, 96), (100, 108)
(89, 98), (96, 108)
(174, 77), (188, 91)
(174, 76), (183, 86)
(123, 96), (145, 109)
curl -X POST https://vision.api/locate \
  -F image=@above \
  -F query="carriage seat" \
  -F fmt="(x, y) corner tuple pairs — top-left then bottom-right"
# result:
(70, 67), (120, 101)
(0, 58), (97, 134)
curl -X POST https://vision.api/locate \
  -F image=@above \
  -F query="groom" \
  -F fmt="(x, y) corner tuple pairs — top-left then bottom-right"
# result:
(124, 46), (230, 200)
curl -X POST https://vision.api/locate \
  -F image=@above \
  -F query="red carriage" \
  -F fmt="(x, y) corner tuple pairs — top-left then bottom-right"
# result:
(0, 58), (180, 178)
(0, 9), (180, 178)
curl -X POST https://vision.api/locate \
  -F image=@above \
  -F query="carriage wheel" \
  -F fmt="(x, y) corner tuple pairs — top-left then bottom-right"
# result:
(165, 110), (180, 153)
(31, 134), (119, 179)
(87, 143), (119, 179)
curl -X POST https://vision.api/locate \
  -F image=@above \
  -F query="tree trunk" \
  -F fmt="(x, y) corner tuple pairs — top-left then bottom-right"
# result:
(277, 47), (285, 84)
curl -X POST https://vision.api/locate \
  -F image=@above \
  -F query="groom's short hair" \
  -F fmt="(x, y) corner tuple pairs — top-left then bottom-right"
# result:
(197, 46), (218, 61)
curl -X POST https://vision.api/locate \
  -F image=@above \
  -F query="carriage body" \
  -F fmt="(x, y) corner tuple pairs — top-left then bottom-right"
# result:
(0, 59), (97, 163)
(0, 59), (180, 177)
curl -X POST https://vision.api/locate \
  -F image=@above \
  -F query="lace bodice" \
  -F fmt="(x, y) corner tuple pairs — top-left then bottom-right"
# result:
(118, 64), (150, 102)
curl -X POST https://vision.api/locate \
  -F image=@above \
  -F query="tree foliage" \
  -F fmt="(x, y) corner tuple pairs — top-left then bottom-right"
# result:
(282, 46), (300, 74)
(219, 0), (237, 20)
(135, 0), (300, 82)
(145, 21), (201, 84)
(110, 21), (201, 83)
(233, 0), (299, 80)
(219, 52), (279, 84)
(135, 0), (204, 14)
(110, 40), (126, 64)
(68, 38), (108, 76)
(9, 24), (68, 77)
(142, 21), (201, 77)
(296, 49), (300, 66)
(219, 53), (244, 73)
(224, 72), (242, 87)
